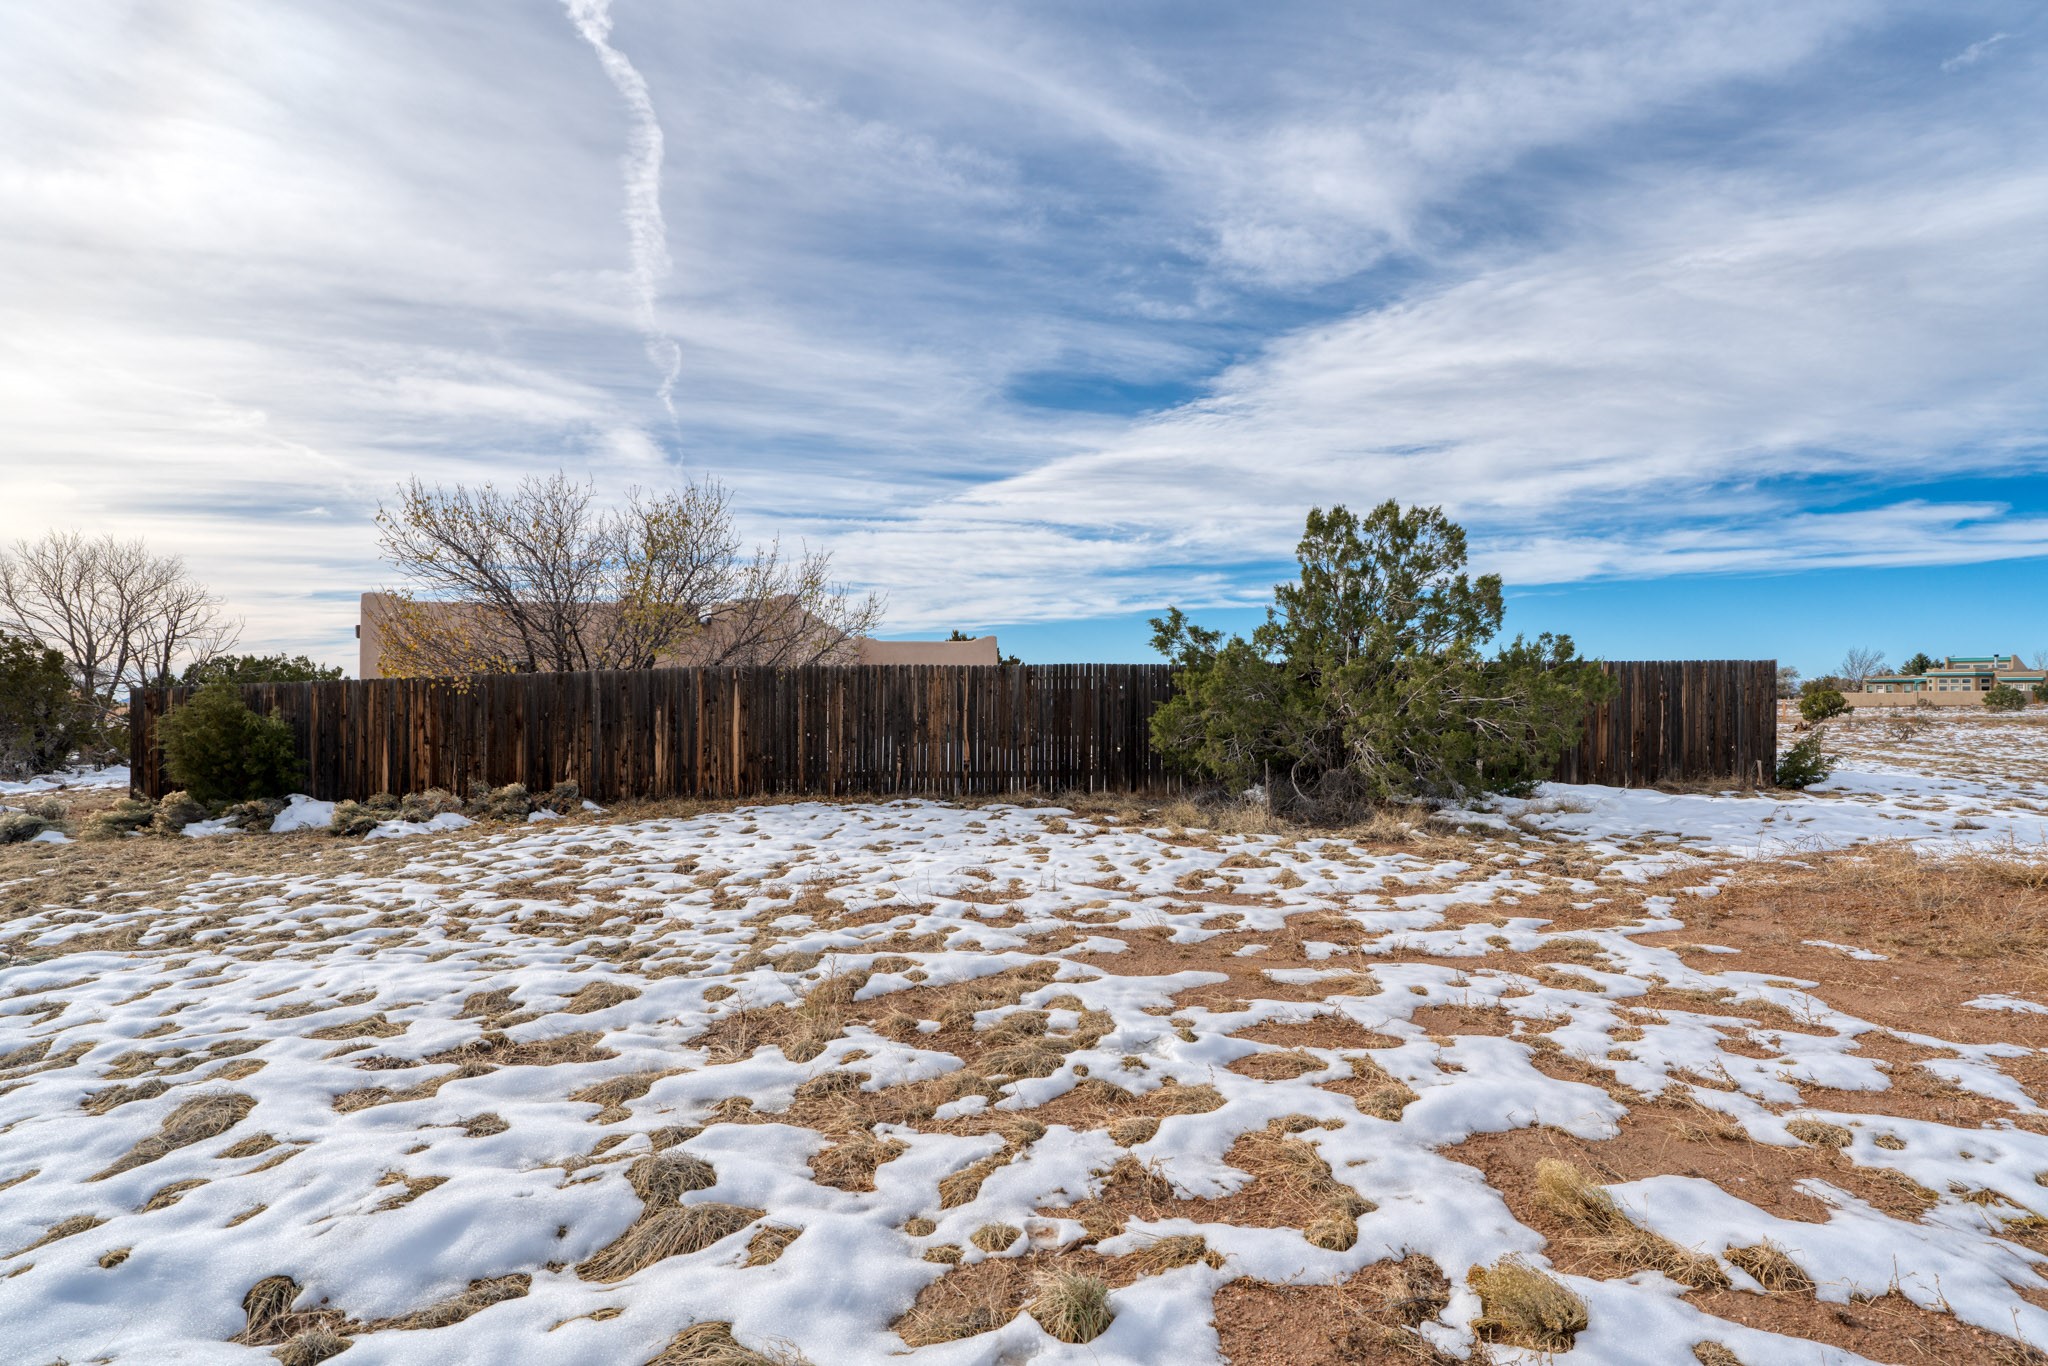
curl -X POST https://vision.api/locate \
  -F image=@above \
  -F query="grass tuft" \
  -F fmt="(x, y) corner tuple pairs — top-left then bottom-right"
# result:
(1784, 1117), (1852, 1150)
(1533, 1159), (1729, 1289)
(969, 1223), (1022, 1253)
(1725, 1240), (1814, 1294)
(1028, 1270), (1114, 1344)
(94, 1091), (256, 1179)
(575, 1203), (764, 1282)
(7, 1213), (106, 1257)
(628, 1151), (718, 1205)
(646, 1321), (812, 1365)
(1469, 1257), (1588, 1352)
(743, 1225), (801, 1267)
(1118, 1233), (1214, 1276)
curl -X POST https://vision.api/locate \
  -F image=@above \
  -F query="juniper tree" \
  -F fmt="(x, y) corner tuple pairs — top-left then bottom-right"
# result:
(1149, 502), (1610, 815)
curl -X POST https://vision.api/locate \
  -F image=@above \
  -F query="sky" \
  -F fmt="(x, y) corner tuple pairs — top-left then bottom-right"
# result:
(1, 1), (2044, 678)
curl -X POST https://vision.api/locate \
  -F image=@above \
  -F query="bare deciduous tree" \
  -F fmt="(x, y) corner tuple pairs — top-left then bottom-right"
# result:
(374, 473), (883, 678)
(1836, 647), (1887, 690)
(0, 532), (238, 721)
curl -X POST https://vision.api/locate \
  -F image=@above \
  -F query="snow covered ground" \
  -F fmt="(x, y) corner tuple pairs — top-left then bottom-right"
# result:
(2, 719), (2046, 1364)
(1479, 710), (2048, 876)
(0, 764), (129, 799)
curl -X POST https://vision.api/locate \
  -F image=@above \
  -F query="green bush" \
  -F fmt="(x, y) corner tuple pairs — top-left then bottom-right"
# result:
(1798, 688), (1849, 723)
(1775, 730), (1835, 789)
(0, 630), (83, 780)
(1148, 502), (1612, 815)
(1984, 684), (2027, 713)
(181, 653), (344, 686)
(0, 811), (54, 844)
(2033, 683), (2048, 705)
(157, 682), (302, 806)
(84, 797), (157, 840)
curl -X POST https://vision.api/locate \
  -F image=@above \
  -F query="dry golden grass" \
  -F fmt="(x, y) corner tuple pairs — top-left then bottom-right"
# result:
(743, 1225), (801, 1267)
(1724, 843), (2048, 981)
(1725, 1240), (1814, 1294)
(1468, 1256), (1587, 1352)
(1532, 1159), (1727, 1290)
(970, 1223), (1022, 1252)
(80, 1079), (169, 1115)
(92, 1091), (254, 1179)
(1028, 1270), (1114, 1344)
(627, 1150), (717, 1205)
(575, 1203), (763, 1282)
(808, 1129), (905, 1192)
(645, 1321), (812, 1365)
(1116, 1233), (1216, 1276)
(570, 1070), (680, 1123)
(1784, 1118), (1852, 1149)
(6, 1213), (105, 1257)
(563, 981), (640, 1014)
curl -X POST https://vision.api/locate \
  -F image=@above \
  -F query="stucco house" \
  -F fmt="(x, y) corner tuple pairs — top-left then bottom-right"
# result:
(354, 592), (998, 679)
(1852, 653), (2044, 706)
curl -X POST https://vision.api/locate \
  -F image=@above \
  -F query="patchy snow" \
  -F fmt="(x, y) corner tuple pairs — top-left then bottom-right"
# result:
(0, 764), (129, 798)
(1971, 994), (2048, 1016)
(270, 796), (335, 834)
(1800, 939), (1889, 961)
(2, 718), (2046, 1362)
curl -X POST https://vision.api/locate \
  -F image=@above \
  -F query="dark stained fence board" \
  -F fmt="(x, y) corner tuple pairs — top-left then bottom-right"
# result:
(131, 659), (1775, 801)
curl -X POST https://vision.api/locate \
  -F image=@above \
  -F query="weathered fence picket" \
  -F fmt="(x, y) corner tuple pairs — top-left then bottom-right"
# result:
(131, 659), (1775, 802)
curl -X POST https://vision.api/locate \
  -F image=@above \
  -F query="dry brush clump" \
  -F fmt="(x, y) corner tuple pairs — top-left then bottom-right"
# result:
(1468, 1256), (1587, 1352)
(1724, 1240), (1814, 1294)
(646, 1321), (813, 1365)
(1532, 1159), (1728, 1289)
(1028, 1270), (1114, 1344)
(93, 1091), (255, 1179)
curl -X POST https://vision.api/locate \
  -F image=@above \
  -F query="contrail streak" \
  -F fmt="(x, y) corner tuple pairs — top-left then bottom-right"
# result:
(564, 0), (682, 418)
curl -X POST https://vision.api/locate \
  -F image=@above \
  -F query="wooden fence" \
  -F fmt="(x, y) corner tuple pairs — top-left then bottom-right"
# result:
(131, 658), (1776, 802)
(131, 664), (1180, 803)
(1552, 659), (1778, 788)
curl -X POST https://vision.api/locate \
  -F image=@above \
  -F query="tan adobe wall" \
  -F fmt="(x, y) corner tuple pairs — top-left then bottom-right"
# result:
(1838, 690), (2036, 709)
(358, 592), (1002, 676)
(856, 637), (1001, 665)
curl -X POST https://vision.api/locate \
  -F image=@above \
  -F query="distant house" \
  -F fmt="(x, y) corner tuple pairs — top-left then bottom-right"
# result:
(1862, 653), (2045, 698)
(354, 592), (998, 680)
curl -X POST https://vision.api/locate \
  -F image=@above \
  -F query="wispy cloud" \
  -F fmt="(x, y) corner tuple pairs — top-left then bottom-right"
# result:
(563, 0), (682, 418)
(0, 1), (2043, 660)
(1943, 32), (2009, 72)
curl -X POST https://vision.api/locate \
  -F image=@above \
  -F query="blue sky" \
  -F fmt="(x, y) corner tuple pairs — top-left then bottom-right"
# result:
(1, 1), (2044, 680)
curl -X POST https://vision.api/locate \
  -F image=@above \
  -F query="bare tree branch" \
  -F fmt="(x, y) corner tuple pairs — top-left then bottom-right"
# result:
(0, 532), (237, 721)
(374, 473), (884, 677)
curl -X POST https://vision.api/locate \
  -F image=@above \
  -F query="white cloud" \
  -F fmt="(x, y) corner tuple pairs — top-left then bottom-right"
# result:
(563, 0), (683, 417)
(1943, 32), (2010, 72)
(0, 1), (2042, 660)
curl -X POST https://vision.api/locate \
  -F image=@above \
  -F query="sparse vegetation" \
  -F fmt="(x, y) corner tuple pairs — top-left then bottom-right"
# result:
(1028, 1270), (1114, 1344)
(1798, 687), (1849, 723)
(1775, 728), (1835, 789)
(1985, 683), (2027, 712)
(1468, 1256), (1587, 1351)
